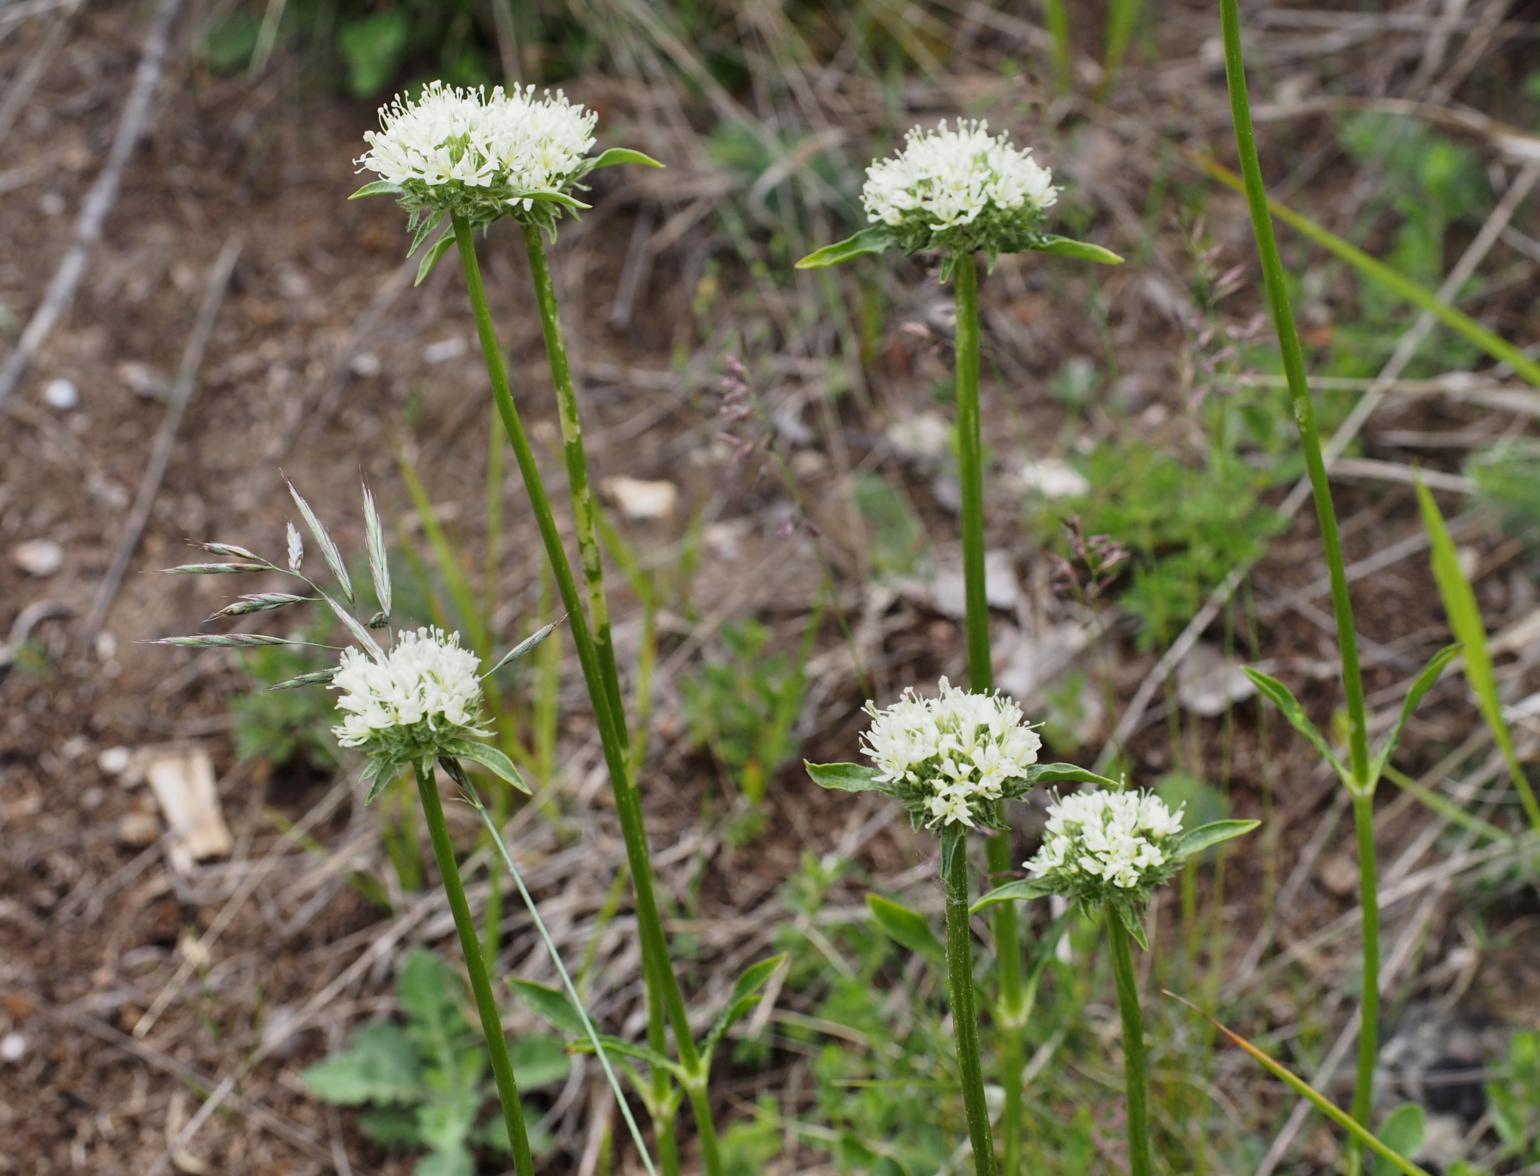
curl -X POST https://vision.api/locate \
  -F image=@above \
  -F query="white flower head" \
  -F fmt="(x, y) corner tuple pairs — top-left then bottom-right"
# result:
(860, 677), (1043, 830)
(1026, 789), (1185, 901)
(861, 120), (1058, 261)
(331, 626), (487, 760)
(356, 80), (597, 230)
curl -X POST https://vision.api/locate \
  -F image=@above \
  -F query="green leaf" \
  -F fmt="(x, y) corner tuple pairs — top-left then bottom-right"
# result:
(1373, 1104), (1426, 1176)
(1111, 899), (1150, 951)
(415, 1149), (474, 1176)
(1028, 234), (1125, 265)
(586, 147), (666, 171)
(415, 232), (456, 287)
(444, 743), (530, 794)
(1417, 476), (1540, 828)
(794, 226), (894, 270)
(509, 979), (586, 1037)
(570, 1033), (686, 1081)
(1241, 667), (1351, 787)
(866, 893), (944, 964)
(302, 1023), (423, 1105)
(702, 955), (784, 1062)
(971, 876), (1055, 914)
(1368, 643), (1459, 793)
(1172, 819), (1260, 861)
(522, 188), (592, 213)
(349, 179), (402, 201)
(804, 761), (884, 793)
(338, 10), (409, 99)
(287, 480), (354, 604)
(1024, 762), (1121, 789)
(508, 1034), (572, 1090)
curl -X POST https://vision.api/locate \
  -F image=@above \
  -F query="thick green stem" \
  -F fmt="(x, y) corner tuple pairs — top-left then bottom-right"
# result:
(520, 222), (628, 743)
(412, 762), (535, 1176)
(1218, 5), (1377, 1166)
(1105, 913), (1152, 1176)
(451, 217), (720, 1171)
(943, 827), (998, 1176)
(1350, 792), (1381, 1171)
(955, 254), (1026, 1171)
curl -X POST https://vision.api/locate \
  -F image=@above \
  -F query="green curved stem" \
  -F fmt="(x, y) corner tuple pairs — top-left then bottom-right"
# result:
(1218, 5), (1378, 1168)
(412, 761), (535, 1176)
(1105, 913), (1152, 1176)
(954, 254), (1026, 1171)
(450, 216), (720, 1173)
(943, 826), (999, 1176)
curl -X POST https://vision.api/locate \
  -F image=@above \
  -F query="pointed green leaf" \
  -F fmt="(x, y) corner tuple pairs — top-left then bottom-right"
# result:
(1242, 667), (1350, 787)
(414, 231), (456, 287)
(444, 743), (530, 794)
(805, 761), (883, 793)
(971, 876), (1055, 913)
(407, 210), (446, 258)
(586, 147), (665, 171)
(572, 1034), (685, 1081)
(1029, 234), (1125, 265)
(509, 979), (586, 1037)
(701, 955), (783, 1061)
(287, 481), (353, 603)
(1112, 899), (1149, 951)
(1023, 762), (1121, 789)
(1373, 1104), (1426, 1176)
(348, 179), (401, 201)
(794, 226), (894, 270)
(866, 893), (944, 964)
(1368, 644), (1459, 792)
(1172, 819), (1260, 861)
(520, 188), (591, 213)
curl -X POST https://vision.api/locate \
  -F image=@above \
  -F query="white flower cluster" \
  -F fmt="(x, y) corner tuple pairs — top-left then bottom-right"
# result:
(331, 627), (485, 751)
(861, 120), (1057, 253)
(861, 678), (1043, 829)
(1027, 790), (1185, 895)
(357, 81), (596, 221)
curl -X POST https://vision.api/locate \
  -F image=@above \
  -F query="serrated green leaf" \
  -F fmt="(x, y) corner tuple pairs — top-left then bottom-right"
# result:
(415, 232), (456, 287)
(586, 147), (665, 171)
(804, 761), (884, 793)
(444, 743), (530, 794)
(1172, 819), (1260, 861)
(349, 179), (402, 201)
(1242, 667), (1351, 787)
(302, 1023), (422, 1105)
(1368, 643), (1458, 793)
(794, 226), (894, 269)
(509, 979), (586, 1037)
(971, 876), (1055, 913)
(866, 893), (944, 964)
(1028, 234), (1125, 265)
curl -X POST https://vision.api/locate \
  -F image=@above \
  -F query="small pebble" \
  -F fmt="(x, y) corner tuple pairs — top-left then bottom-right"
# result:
(11, 539), (63, 577)
(42, 377), (78, 410)
(0, 1033), (25, 1064)
(349, 351), (382, 378)
(116, 811), (160, 848)
(98, 746), (133, 776)
(423, 336), (467, 365)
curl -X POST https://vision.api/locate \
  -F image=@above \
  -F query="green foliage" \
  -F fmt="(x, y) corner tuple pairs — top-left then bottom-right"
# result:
(1036, 439), (1283, 649)
(230, 642), (338, 771)
(681, 617), (810, 809)
(853, 472), (931, 580)
(1489, 1029), (1540, 1164)
(304, 949), (567, 1172)
(1468, 441), (1540, 558)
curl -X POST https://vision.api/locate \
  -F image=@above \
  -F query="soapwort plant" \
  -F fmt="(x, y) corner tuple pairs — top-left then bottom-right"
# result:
(156, 481), (655, 1176)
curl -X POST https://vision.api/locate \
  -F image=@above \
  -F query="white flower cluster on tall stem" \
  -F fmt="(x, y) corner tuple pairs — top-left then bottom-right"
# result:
(860, 677), (1043, 829)
(861, 120), (1058, 258)
(1027, 789), (1185, 898)
(356, 81), (596, 226)
(331, 626), (486, 753)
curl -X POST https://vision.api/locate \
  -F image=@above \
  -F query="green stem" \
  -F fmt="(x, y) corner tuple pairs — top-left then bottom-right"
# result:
(451, 216), (720, 1171)
(943, 826), (999, 1176)
(1105, 913), (1152, 1176)
(521, 222), (628, 745)
(685, 1082), (723, 1175)
(955, 253), (1026, 1172)
(1350, 792), (1381, 1171)
(412, 762), (535, 1176)
(1218, 6), (1377, 1166)
(1043, 0), (1071, 91)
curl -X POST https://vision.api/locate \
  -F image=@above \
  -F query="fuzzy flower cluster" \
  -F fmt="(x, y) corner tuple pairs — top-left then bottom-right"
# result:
(331, 627), (486, 757)
(861, 678), (1043, 829)
(1026, 790), (1185, 900)
(357, 81), (596, 226)
(861, 120), (1058, 258)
